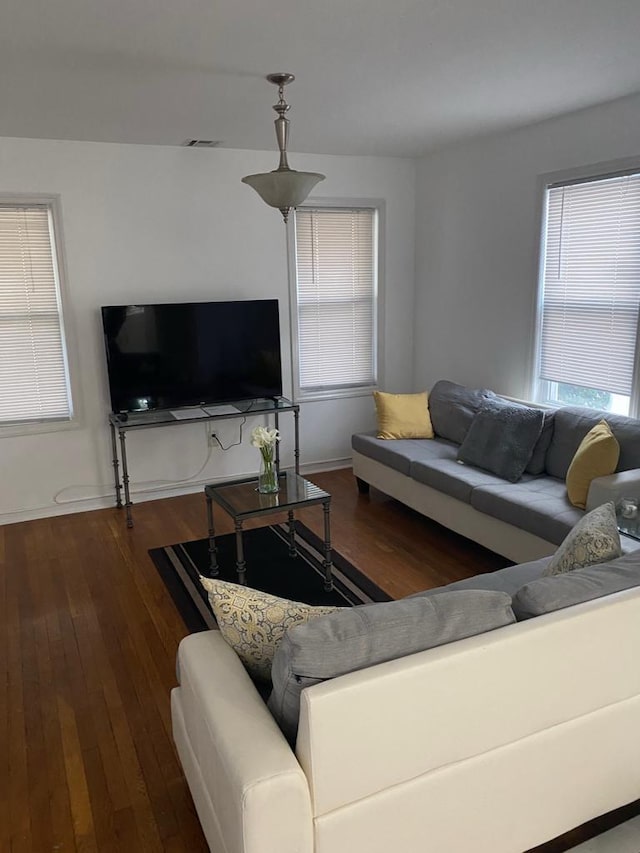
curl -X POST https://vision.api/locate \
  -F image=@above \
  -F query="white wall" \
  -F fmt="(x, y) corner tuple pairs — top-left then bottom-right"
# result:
(0, 137), (415, 523)
(414, 92), (640, 398)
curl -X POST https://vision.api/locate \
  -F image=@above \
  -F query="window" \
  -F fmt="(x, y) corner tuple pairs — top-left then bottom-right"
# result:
(534, 170), (640, 416)
(291, 204), (379, 399)
(0, 202), (74, 427)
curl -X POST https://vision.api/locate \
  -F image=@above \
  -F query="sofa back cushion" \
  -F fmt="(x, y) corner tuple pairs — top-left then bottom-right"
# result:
(513, 549), (640, 619)
(428, 380), (495, 445)
(525, 409), (555, 475)
(268, 589), (515, 743)
(545, 406), (640, 479)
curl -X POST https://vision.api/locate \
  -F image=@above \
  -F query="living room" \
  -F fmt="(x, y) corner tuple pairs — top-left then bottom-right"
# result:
(2, 2), (640, 851)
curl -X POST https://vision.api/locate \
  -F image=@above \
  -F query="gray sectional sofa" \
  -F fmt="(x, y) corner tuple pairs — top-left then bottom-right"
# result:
(352, 380), (640, 562)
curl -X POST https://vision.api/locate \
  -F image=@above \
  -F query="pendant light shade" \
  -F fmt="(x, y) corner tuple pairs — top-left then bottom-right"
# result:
(241, 73), (325, 223)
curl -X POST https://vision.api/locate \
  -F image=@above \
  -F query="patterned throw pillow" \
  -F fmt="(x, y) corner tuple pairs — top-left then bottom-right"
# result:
(543, 502), (621, 577)
(199, 576), (340, 681)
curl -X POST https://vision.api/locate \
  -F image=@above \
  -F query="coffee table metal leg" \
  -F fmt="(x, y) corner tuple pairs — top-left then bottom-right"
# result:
(287, 510), (297, 557)
(322, 498), (334, 591)
(235, 519), (247, 585)
(206, 494), (219, 576)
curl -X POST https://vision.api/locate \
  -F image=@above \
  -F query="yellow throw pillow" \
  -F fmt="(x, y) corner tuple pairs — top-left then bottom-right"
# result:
(566, 420), (620, 509)
(373, 390), (434, 440)
(199, 576), (340, 681)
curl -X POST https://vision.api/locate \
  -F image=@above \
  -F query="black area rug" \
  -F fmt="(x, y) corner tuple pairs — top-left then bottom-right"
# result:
(149, 522), (392, 633)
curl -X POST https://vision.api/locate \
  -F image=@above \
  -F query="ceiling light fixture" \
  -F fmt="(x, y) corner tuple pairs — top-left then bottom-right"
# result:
(241, 73), (325, 223)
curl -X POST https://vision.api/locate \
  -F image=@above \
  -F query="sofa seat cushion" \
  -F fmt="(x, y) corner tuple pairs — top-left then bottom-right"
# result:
(470, 476), (583, 545)
(513, 549), (640, 619)
(352, 432), (458, 476)
(410, 457), (532, 504)
(268, 590), (515, 743)
(545, 406), (640, 480)
(412, 556), (550, 599)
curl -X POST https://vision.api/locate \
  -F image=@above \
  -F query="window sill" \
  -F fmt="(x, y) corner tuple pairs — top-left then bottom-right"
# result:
(0, 417), (81, 439)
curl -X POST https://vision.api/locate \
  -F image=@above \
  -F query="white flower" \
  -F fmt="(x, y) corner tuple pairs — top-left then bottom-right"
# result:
(250, 425), (280, 449)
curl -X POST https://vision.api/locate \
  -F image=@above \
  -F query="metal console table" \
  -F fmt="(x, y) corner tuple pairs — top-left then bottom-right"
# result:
(108, 397), (300, 527)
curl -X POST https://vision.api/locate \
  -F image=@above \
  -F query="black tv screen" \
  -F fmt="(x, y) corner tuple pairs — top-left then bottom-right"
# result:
(101, 300), (283, 413)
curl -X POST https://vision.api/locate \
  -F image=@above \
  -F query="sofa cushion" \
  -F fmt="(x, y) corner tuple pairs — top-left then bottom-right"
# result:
(412, 556), (550, 598)
(373, 390), (434, 439)
(352, 432), (458, 476)
(428, 380), (495, 445)
(268, 590), (515, 743)
(513, 549), (640, 619)
(410, 456), (523, 504)
(543, 501), (621, 577)
(457, 398), (544, 482)
(565, 420), (620, 509)
(545, 406), (640, 479)
(471, 477), (583, 545)
(526, 409), (556, 475)
(199, 576), (340, 681)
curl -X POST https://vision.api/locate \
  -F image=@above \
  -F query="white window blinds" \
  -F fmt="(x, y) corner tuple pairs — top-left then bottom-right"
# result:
(538, 172), (640, 396)
(294, 207), (377, 393)
(0, 204), (73, 424)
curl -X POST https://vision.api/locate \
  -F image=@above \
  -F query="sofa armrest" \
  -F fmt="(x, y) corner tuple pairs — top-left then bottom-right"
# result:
(172, 631), (313, 853)
(586, 469), (640, 512)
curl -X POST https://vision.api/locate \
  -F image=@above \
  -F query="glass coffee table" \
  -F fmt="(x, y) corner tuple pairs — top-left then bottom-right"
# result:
(617, 515), (640, 541)
(204, 471), (334, 590)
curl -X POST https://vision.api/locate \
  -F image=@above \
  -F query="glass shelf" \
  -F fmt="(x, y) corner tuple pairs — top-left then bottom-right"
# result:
(109, 397), (297, 429)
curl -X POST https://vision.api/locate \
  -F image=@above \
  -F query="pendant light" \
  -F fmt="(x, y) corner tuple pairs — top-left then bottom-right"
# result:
(242, 73), (325, 223)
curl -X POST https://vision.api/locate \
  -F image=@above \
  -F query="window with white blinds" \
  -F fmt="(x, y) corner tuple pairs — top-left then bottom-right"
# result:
(535, 170), (640, 415)
(0, 203), (73, 426)
(292, 206), (378, 396)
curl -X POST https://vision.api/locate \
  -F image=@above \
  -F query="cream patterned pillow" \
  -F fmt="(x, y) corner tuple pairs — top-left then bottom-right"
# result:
(543, 502), (621, 577)
(199, 576), (340, 681)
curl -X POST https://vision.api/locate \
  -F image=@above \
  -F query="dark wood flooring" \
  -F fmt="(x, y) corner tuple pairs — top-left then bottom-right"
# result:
(0, 468), (631, 851)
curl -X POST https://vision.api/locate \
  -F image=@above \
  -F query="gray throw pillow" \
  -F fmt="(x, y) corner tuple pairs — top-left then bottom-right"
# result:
(543, 501), (621, 577)
(268, 589), (515, 743)
(457, 398), (544, 483)
(513, 549), (640, 620)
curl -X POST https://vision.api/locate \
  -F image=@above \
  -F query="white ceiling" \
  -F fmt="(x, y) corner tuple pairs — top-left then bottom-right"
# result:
(2, 0), (640, 157)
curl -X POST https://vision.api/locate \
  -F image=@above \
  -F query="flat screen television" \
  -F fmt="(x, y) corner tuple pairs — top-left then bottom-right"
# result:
(101, 299), (283, 413)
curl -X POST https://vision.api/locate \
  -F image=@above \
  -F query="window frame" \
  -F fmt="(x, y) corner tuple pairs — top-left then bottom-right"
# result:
(530, 157), (640, 418)
(0, 193), (81, 437)
(287, 197), (385, 403)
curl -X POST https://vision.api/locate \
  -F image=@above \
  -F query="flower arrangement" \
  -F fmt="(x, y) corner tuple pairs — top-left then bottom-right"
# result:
(251, 426), (280, 493)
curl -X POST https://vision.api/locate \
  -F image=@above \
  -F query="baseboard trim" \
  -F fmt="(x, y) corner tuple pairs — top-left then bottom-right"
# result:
(0, 459), (352, 526)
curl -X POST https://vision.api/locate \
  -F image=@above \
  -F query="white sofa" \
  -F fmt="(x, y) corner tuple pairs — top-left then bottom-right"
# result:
(172, 564), (640, 853)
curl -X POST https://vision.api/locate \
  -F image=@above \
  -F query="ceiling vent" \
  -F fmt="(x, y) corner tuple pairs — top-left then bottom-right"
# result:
(182, 139), (222, 148)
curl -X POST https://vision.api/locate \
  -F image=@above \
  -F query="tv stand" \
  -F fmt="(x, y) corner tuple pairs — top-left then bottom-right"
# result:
(108, 397), (300, 528)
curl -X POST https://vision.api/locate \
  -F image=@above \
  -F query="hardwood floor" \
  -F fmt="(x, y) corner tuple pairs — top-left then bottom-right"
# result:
(1, 468), (510, 852)
(14, 467), (619, 852)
